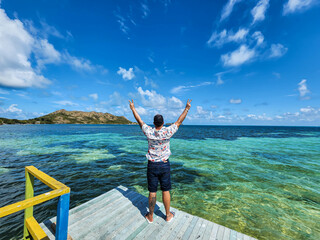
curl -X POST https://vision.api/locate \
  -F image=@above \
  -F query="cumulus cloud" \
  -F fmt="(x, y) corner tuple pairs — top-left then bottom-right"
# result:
(221, 45), (256, 67)
(229, 98), (242, 104)
(89, 93), (98, 100)
(137, 87), (166, 108)
(6, 104), (22, 113)
(220, 0), (243, 21)
(117, 67), (135, 80)
(251, 0), (269, 24)
(207, 28), (249, 48)
(269, 44), (288, 58)
(0, 9), (51, 88)
(298, 79), (310, 99)
(33, 39), (61, 68)
(170, 82), (214, 94)
(135, 106), (148, 115)
(283, 0), (315, 15)
(0, 8), (104, 88)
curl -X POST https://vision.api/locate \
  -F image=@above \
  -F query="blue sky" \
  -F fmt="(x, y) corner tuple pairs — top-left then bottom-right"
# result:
(0, 0), (319, 126)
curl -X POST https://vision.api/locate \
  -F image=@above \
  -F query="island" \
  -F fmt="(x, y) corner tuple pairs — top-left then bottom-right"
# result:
(0, 109), (136, 125)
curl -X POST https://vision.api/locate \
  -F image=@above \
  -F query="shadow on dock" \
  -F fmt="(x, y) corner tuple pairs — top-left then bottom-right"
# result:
(115, 186), (166, 220)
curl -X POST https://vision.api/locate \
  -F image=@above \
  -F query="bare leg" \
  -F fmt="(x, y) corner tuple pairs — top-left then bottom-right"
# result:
(162, 191), (173, 221)
(146, 192), (157, 222)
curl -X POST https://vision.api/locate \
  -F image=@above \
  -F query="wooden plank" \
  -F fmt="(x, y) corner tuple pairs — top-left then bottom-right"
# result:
(197, 219), (209, 239)
(209, 223), (219, 240)
(24, 169), (34, 239)
(243, 234), (250, 240)
(216, 225), (225, 240)
(76, 191), (143, 239)
(67, 191), (137, 238)
(188, 217), (204, 240)
(201, 221), (214, 240)
(68, 188), (119, 215)
(132, 203), (167, 239)
(157, 210), (185, 240)
(26, 166), (68, 190)
(165, 213), (193, 240)
(26, 216), (49, 240)
(236, 232), (244, 240)
(175, 215), (195, 240)
(223, 228), (231, 240)
(110, 196), (149, 240)
(104, 194), (148, 239)
(67, 188), (127, 227)
(181, 216), (199, 239)
(230, 230), (237, 240)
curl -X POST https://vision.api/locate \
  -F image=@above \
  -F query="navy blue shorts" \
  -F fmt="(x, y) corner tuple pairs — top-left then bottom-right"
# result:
(147, 160), (171, 192)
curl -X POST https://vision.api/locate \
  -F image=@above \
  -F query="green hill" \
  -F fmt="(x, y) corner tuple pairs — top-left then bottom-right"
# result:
(0, 109), (135, 125)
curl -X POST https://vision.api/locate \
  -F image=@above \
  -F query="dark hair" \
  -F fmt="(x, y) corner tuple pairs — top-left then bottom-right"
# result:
(154, 114), (164, 127)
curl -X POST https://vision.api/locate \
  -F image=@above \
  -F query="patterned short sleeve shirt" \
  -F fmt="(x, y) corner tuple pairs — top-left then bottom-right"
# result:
(142, 123), (178, 162)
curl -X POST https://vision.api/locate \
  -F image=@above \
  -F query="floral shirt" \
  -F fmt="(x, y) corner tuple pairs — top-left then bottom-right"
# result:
(142, 123), (178, 162)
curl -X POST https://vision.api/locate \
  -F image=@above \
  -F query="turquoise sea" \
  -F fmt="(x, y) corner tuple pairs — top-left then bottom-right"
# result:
(0, 124), (319, 240)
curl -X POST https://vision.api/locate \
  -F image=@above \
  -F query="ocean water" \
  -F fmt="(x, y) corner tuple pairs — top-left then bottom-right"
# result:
(0, 124), (319, 240)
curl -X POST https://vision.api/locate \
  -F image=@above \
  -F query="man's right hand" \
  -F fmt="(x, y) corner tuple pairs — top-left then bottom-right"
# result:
(185, 99), (192, 110)
(129, 99), (135, 110)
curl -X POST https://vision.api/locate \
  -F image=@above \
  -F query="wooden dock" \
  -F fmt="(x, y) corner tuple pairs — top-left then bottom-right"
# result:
(40, 186), (257, 240)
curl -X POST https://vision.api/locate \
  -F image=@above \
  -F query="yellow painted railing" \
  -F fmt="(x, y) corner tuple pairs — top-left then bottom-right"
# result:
(0, 166), (71, 240)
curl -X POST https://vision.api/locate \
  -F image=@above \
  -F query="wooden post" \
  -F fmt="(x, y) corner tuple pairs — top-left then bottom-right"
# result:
(23, 169), (34, 240)
(55, 192), (70, 240)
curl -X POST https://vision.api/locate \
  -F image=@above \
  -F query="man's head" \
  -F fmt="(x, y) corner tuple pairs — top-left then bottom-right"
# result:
(154, 114), (164, 127)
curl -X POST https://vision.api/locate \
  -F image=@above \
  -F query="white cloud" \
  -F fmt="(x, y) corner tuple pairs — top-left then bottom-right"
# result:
(141, 2), (150, 18)
(137, 87), (166, 108)
(298, 79), (310, 99)
(0, 8), (103, 89)
(136, 106), (148, 115)
(0, 9), (51, 88)
(252, 31), (264, 46)
(221, 45), (256, 67)
(33, 39), (61, 68)
(62, 52), (95, 71)
(300, 106), (314, 113)
(207, 28), (249, 48)
(144, 76), (158, 88)
(89, 93), (98, 100)
(229, 98), (242, 104)
(269, 44), (288, 58)
(117, 67), (135, 80)
(7, 104), (22, 113)
(167, 96), (184, 108)
(114, 12), (129, 35)
(251, 0), (269, 24)
(283, 0), (315, 15)
(220, 0), (243, 21)
(0, 88), (9, 94)
(170, 82), (213, 94)
(196, 106), (208, 115)
(53, 100), (79, 106)
(216, 75), (224, 85)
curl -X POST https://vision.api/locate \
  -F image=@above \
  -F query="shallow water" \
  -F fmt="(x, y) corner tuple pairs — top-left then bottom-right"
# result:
(0, 124), (319, 240)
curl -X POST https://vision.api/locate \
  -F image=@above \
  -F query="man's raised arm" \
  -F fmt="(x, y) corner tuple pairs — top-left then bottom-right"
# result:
(175, 99), (192, 128)
(129, 99), (144, 128)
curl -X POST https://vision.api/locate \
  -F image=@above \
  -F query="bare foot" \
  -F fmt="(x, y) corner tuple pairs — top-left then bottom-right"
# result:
(166, 212), (174, 222)
(145, 212), (153, 223)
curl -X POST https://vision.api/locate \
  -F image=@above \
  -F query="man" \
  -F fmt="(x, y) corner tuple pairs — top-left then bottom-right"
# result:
(129, 99), (192, 223)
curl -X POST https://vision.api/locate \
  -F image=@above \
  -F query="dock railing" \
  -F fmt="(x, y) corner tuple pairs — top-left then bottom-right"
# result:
(0, 166), (71, 240)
